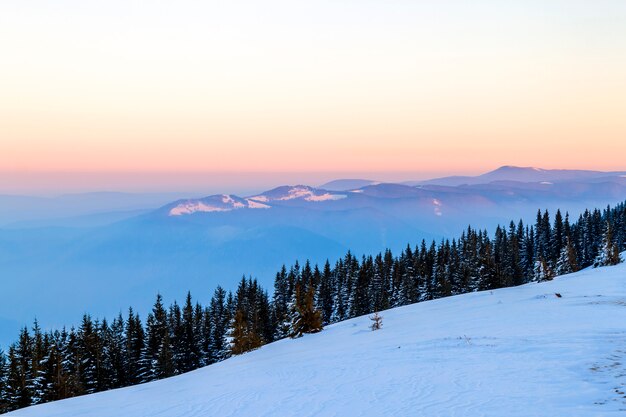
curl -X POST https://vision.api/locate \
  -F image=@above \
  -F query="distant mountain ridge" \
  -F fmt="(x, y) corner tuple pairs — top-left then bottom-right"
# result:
(160, 166), (626, 218)
(406, 165), (626, 186)
(318, 179), (378, 191)
(1, 165), (626, 346)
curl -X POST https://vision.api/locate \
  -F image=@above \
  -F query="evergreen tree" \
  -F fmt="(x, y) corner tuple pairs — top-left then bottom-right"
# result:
(0, 348), (8, 413)
(77, 315), (101, 394)
(7, 329), (33, 410)
(350, 256), (372, 317)
(272, 266), (291, 339)
(125, 309), (146, 385)
(155, 331), (175, 379)
(533, 257), (554, 282)
(227, 309), (261, 355)
(594, 221), (621, 267)
(369, 312), (383, 331)
(316, 260), (335, 325)
(290, 282), (323, 338)
(144, 294), (169, 381)
(208, 286), (229, 362)
(108, 313), (127, 388)
(29, 320), (45, 404)
(64, 327), (84, 397)
(178, 292), (200, 373)
(555, 236), (579, 275)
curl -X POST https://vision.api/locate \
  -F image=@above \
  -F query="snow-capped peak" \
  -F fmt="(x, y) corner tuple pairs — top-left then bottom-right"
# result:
(168, 194), (269, 216)
(249, 186), (347, 203)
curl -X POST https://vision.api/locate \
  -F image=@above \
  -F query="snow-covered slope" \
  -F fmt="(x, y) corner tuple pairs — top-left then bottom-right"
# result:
(167, 194), (270, 216)
(11, 261), (626, 417)
(249, 185), (347, 203)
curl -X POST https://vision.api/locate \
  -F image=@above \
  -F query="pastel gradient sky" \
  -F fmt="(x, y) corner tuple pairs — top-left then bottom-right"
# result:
(1, 1), (625, 193)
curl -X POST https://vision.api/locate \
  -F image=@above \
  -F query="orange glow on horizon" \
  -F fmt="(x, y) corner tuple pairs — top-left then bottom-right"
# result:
(1, 1), (625, 185)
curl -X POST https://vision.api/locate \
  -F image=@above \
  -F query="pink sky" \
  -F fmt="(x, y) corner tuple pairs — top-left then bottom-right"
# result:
(1, 1), (625, 193)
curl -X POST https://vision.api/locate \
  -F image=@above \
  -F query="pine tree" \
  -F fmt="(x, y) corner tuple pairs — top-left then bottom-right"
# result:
(125, 309), (146, 385)
(108, 313), (127, 388)
(552, 209), (564, 263)
(7, 329), (33, 410)
(594, 221), (621, 267)
(77, 315), (100, 394)
(178, 292), (200, 373)
(272, 266), (291, 339)
(40, 330), (68, 403)
(194, 303), (208, 366)
(6, 345), (29, 411)
(144, 294), (169, 382)
(227, 309), (261, 355)
(350, 256), (372, 317)
(208, 286), (229, 362)
(155, 331), (175, 379)
(29, 320), (45, 404)
(316, 260), (335, 325)
(533, 256), (554, 282)
(555, 236), (578, 275)
(0, 348), (9, 413)
(369, 311), (383, 331)
(290, 283), (323, 338)
(63, 327), (84, 397)
(168, 301), (182, 374)
(369, 254), (388, 312)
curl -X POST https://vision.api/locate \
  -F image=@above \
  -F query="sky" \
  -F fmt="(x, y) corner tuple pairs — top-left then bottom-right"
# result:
(1, 0), (625, 193)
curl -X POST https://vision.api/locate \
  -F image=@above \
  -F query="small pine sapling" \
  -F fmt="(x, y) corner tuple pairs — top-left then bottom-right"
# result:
(370, 311), (383, 331)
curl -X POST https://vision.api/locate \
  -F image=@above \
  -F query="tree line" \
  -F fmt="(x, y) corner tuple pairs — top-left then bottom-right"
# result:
(0, 201), (624, 413)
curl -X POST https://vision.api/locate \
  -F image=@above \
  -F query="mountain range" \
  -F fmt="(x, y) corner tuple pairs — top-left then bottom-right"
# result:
(1, 166), (625, 345)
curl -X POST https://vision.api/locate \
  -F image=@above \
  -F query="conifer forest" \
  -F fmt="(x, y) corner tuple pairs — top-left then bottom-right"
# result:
(0, 202), (624, 413)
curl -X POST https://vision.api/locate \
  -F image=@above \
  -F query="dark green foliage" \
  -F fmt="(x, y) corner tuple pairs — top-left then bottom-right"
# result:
(227, 278), (271, 355)
(0, 348), (9, 413)
(290, 282), (323, 338)
(208, 286), (230, 362)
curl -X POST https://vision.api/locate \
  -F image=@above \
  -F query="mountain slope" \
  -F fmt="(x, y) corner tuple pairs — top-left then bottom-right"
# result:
(318, 179), (378, 191)
(11, 260), (626, 417)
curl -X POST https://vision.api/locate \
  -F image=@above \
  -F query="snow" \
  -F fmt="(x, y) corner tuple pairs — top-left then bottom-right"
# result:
(248, 195), (269, 202)
(252, 186), (347, 202)
(10, 261), (626, 417)
(168, 195), (269, 215)
(245, 199), (270, 209)
(433, 198), (443, 216)
(278, 186), (314, 200)
(276, 186), (346, 201)
(221, 194), (246, 208)
(168, 201), (230, 215)
(305, 193), (347, 202)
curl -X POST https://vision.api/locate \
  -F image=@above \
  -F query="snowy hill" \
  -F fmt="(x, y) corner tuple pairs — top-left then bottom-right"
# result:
(10, 261), (626, 417)
(166, 194), (270, 216)
(249, 185), (347, 203)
